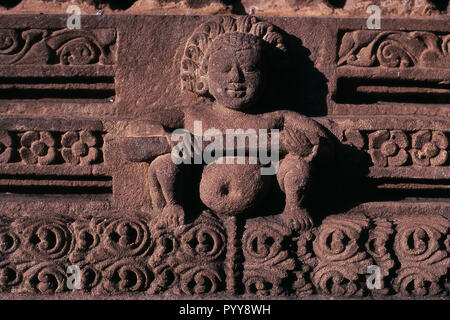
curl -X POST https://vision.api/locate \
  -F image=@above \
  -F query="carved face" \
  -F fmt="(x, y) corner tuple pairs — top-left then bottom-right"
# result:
(207, 34), (266, 111)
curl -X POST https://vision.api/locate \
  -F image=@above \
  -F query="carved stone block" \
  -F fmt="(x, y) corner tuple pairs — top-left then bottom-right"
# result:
(0, 11), (448, 300)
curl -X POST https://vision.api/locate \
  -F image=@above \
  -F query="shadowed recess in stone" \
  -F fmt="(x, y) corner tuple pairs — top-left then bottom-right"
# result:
(0, 174), (112, 195)
(428, 0), (449, 11)
(0, 76), (115, 102)
(335, 78), (450, 104)
(0, 0), (21, 9)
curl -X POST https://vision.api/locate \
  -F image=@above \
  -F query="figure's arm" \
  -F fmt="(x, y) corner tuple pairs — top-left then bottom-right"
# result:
(278, 111), (328, 161)
(121, 108), (186, 162)
(146, 108), (185, 131)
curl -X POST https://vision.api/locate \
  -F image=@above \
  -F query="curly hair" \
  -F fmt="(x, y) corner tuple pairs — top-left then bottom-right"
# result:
(180, 16), (286, 97)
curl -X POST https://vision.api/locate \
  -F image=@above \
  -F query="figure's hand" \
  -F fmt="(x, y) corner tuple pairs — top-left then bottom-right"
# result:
(161, 204), (185, 228)
(282, 209), (313, 231)
(166, 129), (193, 149)
(280, 128), (317, 160)
(122, 136), (172, 162)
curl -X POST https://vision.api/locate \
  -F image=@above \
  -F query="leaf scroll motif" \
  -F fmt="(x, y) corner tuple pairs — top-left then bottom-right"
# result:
(338, 31), (450, 68)
(0, 29), (116, 65)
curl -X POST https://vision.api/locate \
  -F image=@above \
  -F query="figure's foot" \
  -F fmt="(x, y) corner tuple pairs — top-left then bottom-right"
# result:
(161, 204), (185, 228)
(282, 208), (313, 231)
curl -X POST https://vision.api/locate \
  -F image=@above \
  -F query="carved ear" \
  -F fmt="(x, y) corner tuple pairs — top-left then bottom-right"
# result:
(195, 75), (209, 96)
(194, 53), (210, 96)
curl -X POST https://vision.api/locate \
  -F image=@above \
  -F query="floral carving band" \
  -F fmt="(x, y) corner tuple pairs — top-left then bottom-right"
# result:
(341, 129), (449, 167)
(0, 130), (104, 165)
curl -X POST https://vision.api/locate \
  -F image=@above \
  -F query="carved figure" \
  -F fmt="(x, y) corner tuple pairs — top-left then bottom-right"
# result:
(125, 16), (330, 231)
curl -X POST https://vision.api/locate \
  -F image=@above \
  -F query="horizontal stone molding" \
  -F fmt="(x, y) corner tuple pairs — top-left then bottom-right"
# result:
(0, 211), (448, 297)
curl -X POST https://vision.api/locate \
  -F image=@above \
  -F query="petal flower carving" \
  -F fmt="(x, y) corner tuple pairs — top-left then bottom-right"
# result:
(0, 130), (13, 163)
(61, 130), (100, 165)
(19, 131), (56, 165)
(368, 130), (409, 167)
(411, 130), (448, 166)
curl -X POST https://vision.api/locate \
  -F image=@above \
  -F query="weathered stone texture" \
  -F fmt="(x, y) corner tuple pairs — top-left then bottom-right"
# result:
(0, 0), (449, 15)
(0, 6), (448, 300)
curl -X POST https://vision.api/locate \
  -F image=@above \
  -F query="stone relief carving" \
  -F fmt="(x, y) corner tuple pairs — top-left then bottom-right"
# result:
(126, 16), (332, 233)
(0, 213), (448, 296)
(392, 216), (449, 296)
(0, 29), (116, 65)
(0, 28), (116, 102)
(342, 129), (449, 167)
(410, 130), (449, 166)
(338, 30), (450, 68)
(0, 130), (103, 165)
(0, 14), (448, 300)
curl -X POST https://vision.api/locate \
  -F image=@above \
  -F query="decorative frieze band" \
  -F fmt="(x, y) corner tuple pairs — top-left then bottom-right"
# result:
(0, 29), (116, 65)
(338, 30), (450, 69)
(342, 129), (449, 167)
(0, 212), (448, 297)
(0, 130), (104, 165)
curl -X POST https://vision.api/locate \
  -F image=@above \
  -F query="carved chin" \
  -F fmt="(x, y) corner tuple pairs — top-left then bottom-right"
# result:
(225, 101), (247, 110)
(222, 96), (255, 110)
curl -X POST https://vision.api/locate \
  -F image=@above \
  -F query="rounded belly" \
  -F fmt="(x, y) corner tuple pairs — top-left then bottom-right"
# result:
(199, 156), (270, 216)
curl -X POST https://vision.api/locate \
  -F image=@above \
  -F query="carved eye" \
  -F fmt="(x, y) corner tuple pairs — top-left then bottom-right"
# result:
(211, 61), (231, 73)
(242, 64), (257, 72)
(220, 63), (232, 73)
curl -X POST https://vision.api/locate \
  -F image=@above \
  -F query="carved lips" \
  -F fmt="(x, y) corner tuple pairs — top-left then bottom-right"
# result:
(225, 83), (246, 98)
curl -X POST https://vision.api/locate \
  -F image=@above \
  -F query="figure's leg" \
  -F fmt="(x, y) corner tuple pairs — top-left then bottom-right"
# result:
(148, 153), (185, 227)
(277, 155), (313, 230)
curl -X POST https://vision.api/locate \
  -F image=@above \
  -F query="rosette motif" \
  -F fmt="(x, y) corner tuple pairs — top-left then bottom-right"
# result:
(410, 130), (448, 166)
(368, 130), (409, 167)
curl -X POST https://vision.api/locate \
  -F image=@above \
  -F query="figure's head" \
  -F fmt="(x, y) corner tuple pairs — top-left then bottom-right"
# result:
(206, 33), (266, 110)
(181, 16), (286, 111)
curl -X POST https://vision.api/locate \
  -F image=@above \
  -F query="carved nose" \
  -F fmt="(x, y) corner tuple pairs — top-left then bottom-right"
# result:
(229, 64), (242, 82)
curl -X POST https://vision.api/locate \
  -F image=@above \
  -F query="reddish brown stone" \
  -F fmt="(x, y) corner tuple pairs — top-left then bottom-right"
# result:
(0, 0), (449, 15)
(0, 9), (448, 300)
